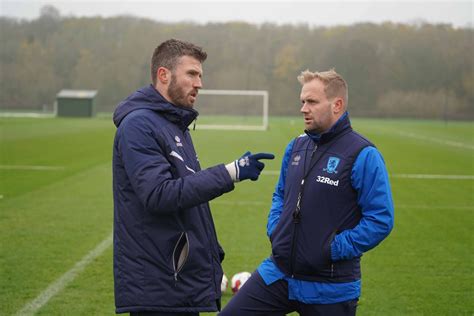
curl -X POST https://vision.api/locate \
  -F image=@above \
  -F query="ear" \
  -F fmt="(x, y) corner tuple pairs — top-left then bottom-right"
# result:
(332, 97), (344, 114)
(157, 67), (170, 84)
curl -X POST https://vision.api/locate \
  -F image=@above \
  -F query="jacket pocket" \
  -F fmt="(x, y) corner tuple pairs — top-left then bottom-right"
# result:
(218, 243), (225, 263)
(172, 232), (190, 281)
(326, 230), (337, 262)
(326, 230), (337, 277)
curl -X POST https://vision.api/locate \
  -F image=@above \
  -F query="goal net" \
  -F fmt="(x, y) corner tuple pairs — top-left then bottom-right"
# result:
(194, 89), (268, 131)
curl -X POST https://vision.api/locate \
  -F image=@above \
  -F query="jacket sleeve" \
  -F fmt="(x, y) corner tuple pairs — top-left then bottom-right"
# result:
(117, 114), (235, 214)
(267, 139), (295, 238)
(331, 146), (394, 261)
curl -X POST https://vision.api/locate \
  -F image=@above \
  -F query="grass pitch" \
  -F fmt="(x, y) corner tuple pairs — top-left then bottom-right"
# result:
(0, 116), (472, 315)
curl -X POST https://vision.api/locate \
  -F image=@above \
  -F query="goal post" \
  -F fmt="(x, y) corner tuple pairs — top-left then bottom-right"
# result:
(194, 89), (269, 131)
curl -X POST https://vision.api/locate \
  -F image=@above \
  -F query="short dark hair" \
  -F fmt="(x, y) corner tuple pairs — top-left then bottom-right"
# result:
(151, 39), (207, 85)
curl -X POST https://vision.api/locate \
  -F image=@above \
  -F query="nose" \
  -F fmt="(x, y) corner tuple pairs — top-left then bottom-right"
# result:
(194, 77), (203, 89)
(300, 103), (308, 113)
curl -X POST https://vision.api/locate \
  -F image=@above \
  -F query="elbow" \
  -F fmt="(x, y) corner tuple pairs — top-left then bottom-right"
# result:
(379, 215), (394, 240)
(144, 199), (180, 215)
(386, 210), (395, 235)
(374, 206), (395, 238)
(388, 217), (394, 234)
(144, 200), (176, 215)
(368, 213), (394, 245)
(143, 186), (180, 214)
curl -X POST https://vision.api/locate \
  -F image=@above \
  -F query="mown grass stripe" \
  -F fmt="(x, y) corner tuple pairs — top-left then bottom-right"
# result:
(15, 234), (112, 316)
(261, 170), (474, 180)
(0, 165), (66, 171)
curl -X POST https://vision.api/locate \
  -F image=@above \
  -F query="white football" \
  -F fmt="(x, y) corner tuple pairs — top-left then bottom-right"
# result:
(221, 274), (228, 292)
(231, 271), (251, 294)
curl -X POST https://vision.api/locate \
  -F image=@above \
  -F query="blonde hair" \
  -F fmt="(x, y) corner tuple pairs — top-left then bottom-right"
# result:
(297, 69), (348, 106)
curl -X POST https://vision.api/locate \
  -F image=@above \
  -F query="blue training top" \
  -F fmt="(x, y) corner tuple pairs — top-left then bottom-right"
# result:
(258, 113), (394, 304)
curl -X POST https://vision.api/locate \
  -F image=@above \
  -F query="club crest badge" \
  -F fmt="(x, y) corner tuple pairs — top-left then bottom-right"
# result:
(324, 156), (340, 174)
(175, 135), (183, 147)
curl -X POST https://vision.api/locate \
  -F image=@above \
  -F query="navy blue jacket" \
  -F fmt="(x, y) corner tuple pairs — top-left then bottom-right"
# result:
(112, 85), (234, 313)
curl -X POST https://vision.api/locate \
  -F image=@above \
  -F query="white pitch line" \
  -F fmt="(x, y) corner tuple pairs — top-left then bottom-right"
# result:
(16, 234), (112, 316)
(392, 174), (474, 180)
(261, 170), (474, 180)
(0, 165), (65, 171)
(396, 131), (474, 150)
(0, 112), (55, 118)
(396, 204), (473, 210)
(213, 200), (472, 210)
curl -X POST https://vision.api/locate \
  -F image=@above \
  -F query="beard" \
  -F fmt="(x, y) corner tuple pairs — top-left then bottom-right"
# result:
(167, 74), (193, 108)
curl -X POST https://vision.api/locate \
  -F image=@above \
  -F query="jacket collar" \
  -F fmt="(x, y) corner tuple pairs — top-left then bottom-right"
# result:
(113, 84), (198, 130)
(142, 85), (198, 130)
(305, 111), (352, 144)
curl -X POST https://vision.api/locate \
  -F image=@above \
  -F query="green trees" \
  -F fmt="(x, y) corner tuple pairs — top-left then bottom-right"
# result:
(0, 8), (472, 119)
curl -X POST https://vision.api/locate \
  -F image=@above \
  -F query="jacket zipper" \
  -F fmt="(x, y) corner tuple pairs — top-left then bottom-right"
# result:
(289, 145), (318, 277)
(289, 179), (303, 277)
(328, 230), (337, 278)
(172, 232), (189, 283)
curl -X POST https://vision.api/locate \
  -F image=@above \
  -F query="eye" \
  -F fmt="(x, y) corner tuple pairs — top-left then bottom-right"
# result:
(188, 70), (201, 78)
(304, 99), (317, 105)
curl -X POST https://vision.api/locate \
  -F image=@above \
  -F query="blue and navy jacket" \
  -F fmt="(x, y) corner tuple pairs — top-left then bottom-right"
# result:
(112, 85), (234, 313)
(258, 113), (394, 303)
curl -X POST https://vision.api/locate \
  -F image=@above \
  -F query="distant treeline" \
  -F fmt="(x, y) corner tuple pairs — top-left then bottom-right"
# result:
(1, 6), (473, 119)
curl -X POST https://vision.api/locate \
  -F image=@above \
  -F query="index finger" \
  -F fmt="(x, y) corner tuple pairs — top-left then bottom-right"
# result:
(252, 153), (275, 160)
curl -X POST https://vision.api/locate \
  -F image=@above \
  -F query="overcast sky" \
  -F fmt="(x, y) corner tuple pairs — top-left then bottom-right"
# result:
(0, 0), (472, 28)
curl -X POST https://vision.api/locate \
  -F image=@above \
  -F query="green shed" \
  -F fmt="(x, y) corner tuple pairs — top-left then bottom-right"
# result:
(56, 89), (98, 117)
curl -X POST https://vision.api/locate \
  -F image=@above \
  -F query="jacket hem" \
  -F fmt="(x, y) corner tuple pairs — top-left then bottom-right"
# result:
(271, 256), (361, 283)
(116, 305), (218, 314)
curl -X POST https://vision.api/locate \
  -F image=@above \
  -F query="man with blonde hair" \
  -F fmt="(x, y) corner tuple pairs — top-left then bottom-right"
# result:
(221, 69), (394, 315)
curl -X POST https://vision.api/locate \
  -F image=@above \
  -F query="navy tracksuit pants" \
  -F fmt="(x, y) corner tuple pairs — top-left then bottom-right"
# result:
(219, 271), (358, 316)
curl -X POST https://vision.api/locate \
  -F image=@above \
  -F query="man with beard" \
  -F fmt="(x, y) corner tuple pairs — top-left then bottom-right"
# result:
(112, 39), (274, 316)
